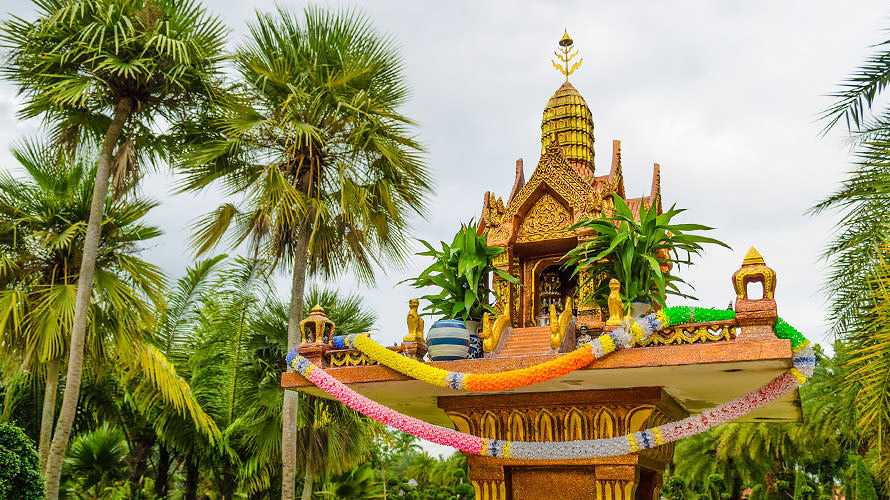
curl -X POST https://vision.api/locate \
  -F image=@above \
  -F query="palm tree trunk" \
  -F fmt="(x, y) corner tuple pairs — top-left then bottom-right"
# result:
(38, 358), (60, 469)
(127, 435), (154, 499)
(381, 467), (387, 499)
(43, 96), (135, 500)
(185, 455), (199, 500)
(155, 444), (171, 499)
(282, 228), (310, 500)
(300, 469), (314, 500)
(220, 471), (236, 500)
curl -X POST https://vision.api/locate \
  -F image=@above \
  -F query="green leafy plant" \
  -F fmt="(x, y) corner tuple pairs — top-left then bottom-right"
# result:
(0, 422), (44, 500)
(404, 221), (519, 320)
(565, 193), (729, 309)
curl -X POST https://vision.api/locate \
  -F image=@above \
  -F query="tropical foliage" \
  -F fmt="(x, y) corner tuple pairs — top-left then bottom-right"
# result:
(0, 1), (227, 498)
(404, 222), (518, 320)
(565, 193), (728, 309)
(810, 24), (890, 493)
(0, 141), (215, 498)
(0, 422), (44, 500)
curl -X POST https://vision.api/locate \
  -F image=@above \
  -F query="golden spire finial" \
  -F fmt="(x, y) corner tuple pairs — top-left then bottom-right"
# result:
(742, 247), (765, 265)
(552, 29), (582, 82)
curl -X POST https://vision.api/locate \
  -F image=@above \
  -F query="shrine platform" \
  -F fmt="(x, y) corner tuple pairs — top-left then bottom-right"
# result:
(281, 334), (799, 427)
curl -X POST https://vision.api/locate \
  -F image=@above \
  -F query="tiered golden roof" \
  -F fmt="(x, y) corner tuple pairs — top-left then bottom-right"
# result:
(541, 82), (595, 179)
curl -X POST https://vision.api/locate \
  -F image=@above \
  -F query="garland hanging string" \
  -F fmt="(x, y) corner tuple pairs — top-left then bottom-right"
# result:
(329, 312), (660, 391)
(286, 307), (815, 460)
(288, 341), (814, 460)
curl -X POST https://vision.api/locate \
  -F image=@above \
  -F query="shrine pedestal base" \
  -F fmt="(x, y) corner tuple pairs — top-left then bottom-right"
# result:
(438, 388), (686, 500)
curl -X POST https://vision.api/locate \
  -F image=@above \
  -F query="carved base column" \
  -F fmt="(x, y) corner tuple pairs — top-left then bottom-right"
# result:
(438, 388), (685, 500)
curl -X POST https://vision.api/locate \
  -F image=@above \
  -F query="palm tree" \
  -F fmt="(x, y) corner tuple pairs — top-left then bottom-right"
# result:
(177, 7), (431, 499)
(59, 424), (128, 500)
(0, 3), (226, 497)
(0, 139), (165, 465)
(146, 256), (225, 499)
(813, 30), (890, 492)
(315, 463), (383, 500)
(0, 140), (219, 500)
(295, 394), (380, 500)
(173, 257), (377, 499)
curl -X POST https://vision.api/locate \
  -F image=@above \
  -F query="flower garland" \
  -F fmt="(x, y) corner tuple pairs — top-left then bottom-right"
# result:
(335, 307), (811, 393)
(287, 339), (815, 460)
(330, 312), (663, 392)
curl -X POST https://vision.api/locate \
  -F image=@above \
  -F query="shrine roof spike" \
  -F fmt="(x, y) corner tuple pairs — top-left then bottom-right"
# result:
(743, 247), (766, 266)
(649, 163), (662, 214)
(610, 140), (622, 177)
(478, 191), (491, 235)
(508, 158), (525, 203)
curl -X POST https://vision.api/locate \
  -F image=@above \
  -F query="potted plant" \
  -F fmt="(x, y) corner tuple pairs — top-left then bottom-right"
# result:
(564, 193), (729, 317)
(404, 221), (519, 360)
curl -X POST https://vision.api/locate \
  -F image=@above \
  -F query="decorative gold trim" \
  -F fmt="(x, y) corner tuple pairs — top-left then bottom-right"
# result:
(734, 264), (777, 300)
(516, 193), (573, 243)
(327, 350), (377, 367)
(637, 322), (737, 347)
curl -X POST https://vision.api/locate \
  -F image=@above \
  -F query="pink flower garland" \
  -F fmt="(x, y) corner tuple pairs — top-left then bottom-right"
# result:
(306, 366), (484, 454)
(658, 372), (798, 443)
(299, 355), (804, 459)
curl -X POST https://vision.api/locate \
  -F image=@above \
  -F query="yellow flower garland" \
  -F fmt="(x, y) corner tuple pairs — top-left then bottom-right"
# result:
(351, 333), (609, 392)
(353, 335), (450, 386)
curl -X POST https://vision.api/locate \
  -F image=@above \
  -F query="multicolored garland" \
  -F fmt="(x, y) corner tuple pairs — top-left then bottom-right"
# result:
(329, 312), (662, 391)
(326, 307), (811, 393)
(286, 307), (815, 460)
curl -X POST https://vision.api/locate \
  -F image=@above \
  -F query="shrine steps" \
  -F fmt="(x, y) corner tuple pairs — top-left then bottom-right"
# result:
(498, 326), (553, 357)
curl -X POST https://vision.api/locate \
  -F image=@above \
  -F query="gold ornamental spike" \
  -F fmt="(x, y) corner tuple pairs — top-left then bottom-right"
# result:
(742, 247), (765, 265)
(552, 29), (583, 82)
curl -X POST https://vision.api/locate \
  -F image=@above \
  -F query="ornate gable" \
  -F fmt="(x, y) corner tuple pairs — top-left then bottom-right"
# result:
(482, 143), (601, 246)
(516, 193), (573, 243)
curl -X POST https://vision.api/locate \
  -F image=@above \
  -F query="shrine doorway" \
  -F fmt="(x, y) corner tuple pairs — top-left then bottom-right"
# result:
(532, 262), (577, 326)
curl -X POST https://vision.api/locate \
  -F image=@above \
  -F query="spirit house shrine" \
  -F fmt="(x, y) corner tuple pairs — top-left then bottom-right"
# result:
(282, 32), (810, 500)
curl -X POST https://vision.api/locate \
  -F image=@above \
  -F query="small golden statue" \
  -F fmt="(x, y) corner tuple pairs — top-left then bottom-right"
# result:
(481, 308), (511, 353)
(549, 297), (573, 349)
(404, 298), (424, 343)
(606, 279), (624, 326)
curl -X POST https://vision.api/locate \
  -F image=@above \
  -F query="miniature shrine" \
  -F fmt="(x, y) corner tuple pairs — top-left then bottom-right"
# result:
(282, 32), (812, 500)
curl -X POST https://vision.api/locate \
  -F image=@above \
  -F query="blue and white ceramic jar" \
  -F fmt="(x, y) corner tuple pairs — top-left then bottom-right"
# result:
(464, 320), (483, 359)
(426, 319), (471, 361)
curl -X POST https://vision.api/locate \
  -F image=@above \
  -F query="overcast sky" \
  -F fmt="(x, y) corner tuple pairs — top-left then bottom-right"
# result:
(0, 2), (885, 357)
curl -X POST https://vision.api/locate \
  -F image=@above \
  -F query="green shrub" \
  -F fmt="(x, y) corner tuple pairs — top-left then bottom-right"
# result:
(0, 422), (45, 500)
